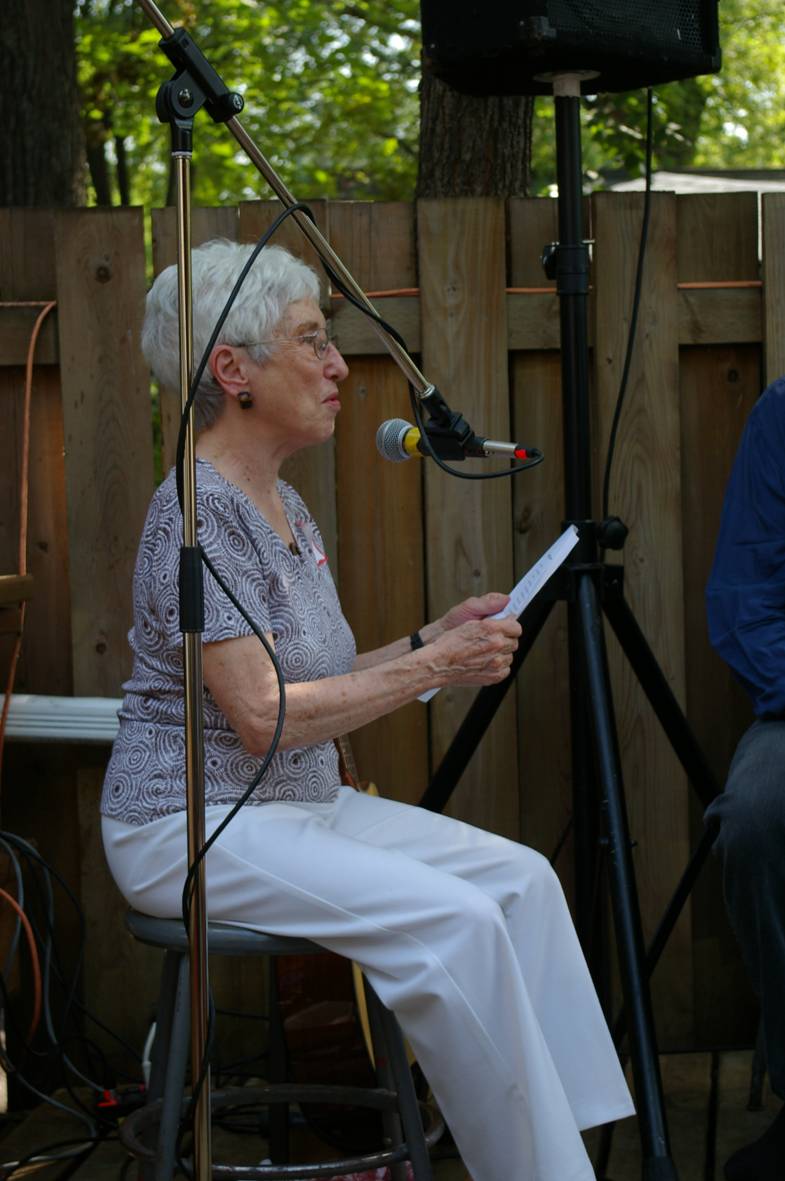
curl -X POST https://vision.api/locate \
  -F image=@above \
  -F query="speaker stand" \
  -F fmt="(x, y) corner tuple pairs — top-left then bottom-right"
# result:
(420, 76), (722, 1181)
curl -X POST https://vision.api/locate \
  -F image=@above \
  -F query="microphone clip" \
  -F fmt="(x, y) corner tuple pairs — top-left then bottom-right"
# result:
(419, 386), (485, 460)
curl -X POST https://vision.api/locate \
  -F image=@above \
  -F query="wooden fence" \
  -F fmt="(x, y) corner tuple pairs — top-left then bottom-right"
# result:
(2, 192), (785, 1058)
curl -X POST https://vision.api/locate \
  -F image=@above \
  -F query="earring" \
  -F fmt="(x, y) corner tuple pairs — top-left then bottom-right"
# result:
(237, 390), (254, 410)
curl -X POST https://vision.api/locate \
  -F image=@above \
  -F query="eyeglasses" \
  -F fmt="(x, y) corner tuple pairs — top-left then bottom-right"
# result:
(243, 327), (338, 361)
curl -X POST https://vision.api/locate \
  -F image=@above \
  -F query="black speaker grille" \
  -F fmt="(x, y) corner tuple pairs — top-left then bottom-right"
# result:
(421, 0), (721, 94)
(549, 0), (710, 56)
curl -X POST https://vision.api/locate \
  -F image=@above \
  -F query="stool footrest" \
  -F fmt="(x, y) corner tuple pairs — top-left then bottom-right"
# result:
(121, 1085), (442, 1177)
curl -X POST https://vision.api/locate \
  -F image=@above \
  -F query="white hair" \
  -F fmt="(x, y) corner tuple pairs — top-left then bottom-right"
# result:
(142, 239), (321, 432)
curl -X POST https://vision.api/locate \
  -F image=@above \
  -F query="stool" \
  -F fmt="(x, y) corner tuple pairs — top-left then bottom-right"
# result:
(120, 911), (442, 1180)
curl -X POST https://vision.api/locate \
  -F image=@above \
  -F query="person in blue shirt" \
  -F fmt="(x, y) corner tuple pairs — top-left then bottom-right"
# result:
(706, 375), (785, 1181)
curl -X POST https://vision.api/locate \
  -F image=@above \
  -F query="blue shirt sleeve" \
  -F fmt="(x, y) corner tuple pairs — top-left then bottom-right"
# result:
(706, 377), (785, 716)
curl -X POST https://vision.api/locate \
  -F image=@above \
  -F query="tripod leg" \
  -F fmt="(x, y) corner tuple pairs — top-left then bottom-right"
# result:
(418, 594), (554, 813)
(577, 572), (678, 1181)
(604, 584), (721, 808)
(568, 596), (608, 981)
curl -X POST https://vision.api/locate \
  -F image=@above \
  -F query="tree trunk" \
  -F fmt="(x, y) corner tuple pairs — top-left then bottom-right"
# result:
(0, 0), (85, 206)
(417, 62), (533, 198)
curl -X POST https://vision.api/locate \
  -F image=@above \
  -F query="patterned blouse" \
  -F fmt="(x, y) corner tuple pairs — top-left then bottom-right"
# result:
(101, 459), (357, 825)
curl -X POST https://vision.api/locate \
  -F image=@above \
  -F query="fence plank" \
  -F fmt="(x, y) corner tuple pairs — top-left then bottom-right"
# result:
(54, 208), (154, 697)
(677, 193), (759, 283)
(0, 210), (72, 698)
(324, 286), (761, 356)
(508, 198), (573, 880)
(763, 193), (785, 385)
(417, 198), (518, 837)
(678, 193), (762, 1048)
(592, 190), (693, 1045)
(329, 201), (427, 802)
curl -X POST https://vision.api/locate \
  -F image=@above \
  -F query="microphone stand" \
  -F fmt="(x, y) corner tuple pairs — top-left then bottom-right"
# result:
(139, 0), (438, 406)
(154, 82), (212, 1180)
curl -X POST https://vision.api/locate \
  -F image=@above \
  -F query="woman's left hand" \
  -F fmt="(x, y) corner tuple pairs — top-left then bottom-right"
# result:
(432, 593), (511, 638)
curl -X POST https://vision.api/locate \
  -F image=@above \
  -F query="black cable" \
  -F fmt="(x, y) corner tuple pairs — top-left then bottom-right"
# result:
(321, 260), (544, 481)
(178, 552), (286, 935)
(600, 87), (655, 523)
(175, 202), (319, 513)
(0, 834), (136, 1121)
(0, 1136), (109, 1181)
(176, 202), (319, 929)
(173, 203), (325, 1159)
(0, 839), (93, 1086)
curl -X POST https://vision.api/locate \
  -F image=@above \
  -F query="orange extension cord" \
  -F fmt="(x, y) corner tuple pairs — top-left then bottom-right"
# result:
(0, 301), (56, 789)
(0, 887), (42, 1042)
(0, 301), (55, 1047)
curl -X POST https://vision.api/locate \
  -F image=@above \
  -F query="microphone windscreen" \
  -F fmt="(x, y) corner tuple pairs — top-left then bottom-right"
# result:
(376, 418), (415, 462)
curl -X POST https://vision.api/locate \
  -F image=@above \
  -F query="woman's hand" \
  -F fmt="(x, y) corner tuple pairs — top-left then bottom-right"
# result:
(424, 615), (521, 688)
(426, 592), (511, 641)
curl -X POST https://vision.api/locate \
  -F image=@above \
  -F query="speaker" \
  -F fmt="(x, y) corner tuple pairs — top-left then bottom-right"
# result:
(420, 1), (721, 95)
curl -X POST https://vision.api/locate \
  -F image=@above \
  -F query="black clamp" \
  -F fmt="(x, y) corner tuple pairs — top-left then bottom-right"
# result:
(155, 27), (245, 147)
(541, 240), (590, 297)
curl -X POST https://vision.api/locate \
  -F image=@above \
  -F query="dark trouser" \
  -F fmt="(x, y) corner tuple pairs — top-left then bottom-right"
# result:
(706, 719), (785, 1099)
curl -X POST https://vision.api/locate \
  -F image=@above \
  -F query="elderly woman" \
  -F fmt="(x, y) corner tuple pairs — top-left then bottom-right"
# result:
(101, 239), (632, 1181)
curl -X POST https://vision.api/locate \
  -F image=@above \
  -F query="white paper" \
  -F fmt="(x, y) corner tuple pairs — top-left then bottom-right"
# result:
(418, 525), (579, 703)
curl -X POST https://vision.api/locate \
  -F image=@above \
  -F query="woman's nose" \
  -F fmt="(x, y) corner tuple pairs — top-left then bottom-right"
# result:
(325, 343), (349, 380)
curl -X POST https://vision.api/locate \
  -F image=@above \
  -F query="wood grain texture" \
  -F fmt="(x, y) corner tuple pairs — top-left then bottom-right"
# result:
(762, 193), (785, 385)
(678, 191), (762, 1049)
(0, 308), (58, 366)
(417, 198), (518, 837)
(0, 211), (72, 698)
(54, 208), (154, 697)
(676, 193), (759, 283)
(592, 190), (693, 1045)
(328, 201), (427, 803)
(508, 199), (573, 880)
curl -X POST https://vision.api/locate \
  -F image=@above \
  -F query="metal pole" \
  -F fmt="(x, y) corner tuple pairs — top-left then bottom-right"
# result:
(551, 77), (600, 955)
(174, 149), (212, 1181)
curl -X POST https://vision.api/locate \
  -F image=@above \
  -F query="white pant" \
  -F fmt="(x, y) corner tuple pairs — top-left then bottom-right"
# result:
(103, 788), (634, 1181)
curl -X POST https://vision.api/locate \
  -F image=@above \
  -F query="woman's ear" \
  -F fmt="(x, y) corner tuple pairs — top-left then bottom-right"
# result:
(209, 343), (251, 398)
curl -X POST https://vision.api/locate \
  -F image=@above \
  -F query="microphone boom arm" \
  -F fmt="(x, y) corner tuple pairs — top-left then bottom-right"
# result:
(137, 0), (433, 399)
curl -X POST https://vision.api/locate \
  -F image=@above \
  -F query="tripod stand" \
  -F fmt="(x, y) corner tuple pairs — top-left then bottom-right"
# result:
(419, 77), (723, 1181)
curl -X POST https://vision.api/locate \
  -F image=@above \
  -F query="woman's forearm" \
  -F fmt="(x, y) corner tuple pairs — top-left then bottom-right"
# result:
(204, 612), (518, 758)
(272, 653), (436, 750)
(352, 619), (445, 671)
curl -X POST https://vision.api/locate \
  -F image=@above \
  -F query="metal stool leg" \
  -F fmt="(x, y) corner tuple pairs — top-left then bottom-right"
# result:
(267, 959), (290, 1163)
(153, 953), (191, 1181)
(140, 950), (183, 1181)
(147, 951), (181, 1103)
(123, 916), (442, 1180)
(364, 978), (432, 1181)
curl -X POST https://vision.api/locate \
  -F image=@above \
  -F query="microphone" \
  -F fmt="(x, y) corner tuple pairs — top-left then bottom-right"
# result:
(376, 418), (423, 462)
(376, 418), (536, 463)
